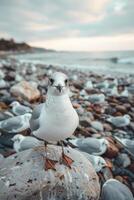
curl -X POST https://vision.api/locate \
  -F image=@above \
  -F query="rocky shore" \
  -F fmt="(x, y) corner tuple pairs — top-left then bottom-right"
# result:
(0, 56), (134, 199)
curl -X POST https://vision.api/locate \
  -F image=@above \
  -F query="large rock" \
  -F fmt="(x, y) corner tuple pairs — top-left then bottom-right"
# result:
(0, 145), (100, 200)
(10, 81), (40, 101)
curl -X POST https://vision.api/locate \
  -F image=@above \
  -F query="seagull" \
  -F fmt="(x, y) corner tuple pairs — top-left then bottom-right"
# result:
(10, 101), (32, 115)
(80, 152), (110, 172)
(12, 134), (43, 152)
(0, 113), (32, 133)
(85, 80), (93, 89)
(106, 86), (119, 97)
(101, 179), (134, 200)
(30, 72), (79, 170)
(90, 121), (104, 132)
(119, 87), (129, 97)
(68, 137), (109, 156)
(115, 137), (134, 155)
(107, 115), (131, 127)
(88, 93), (105, 104)
(95, 80), (109, 90)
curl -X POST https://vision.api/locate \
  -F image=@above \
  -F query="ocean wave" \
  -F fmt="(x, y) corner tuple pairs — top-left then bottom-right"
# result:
(118, 57), (134, 64)
(79, 57), (119, 63)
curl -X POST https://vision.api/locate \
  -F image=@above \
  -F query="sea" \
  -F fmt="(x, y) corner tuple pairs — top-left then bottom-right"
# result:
(10, 50), (134, 75)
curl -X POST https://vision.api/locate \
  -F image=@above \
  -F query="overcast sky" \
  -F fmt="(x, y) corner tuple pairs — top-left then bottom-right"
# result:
(0, 0), (134, 51)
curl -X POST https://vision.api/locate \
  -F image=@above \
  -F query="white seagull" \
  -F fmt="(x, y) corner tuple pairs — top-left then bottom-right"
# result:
(30, 72), (79, 170)
(0, 113), (32, 133)
(101, 179), (134, 200)
(88, 93), (105, 104)
(12, 134), (43, 152)
(68, 137), (109, 156)
(10, 101), (32, 116)
(81, 152), (110, 172)
(85, 80), (93, 89)
(107, 115), (131, 127)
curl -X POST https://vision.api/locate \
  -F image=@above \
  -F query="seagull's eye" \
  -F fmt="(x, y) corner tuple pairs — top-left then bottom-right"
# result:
(49, 78), (54, 85)
(65, 79), (68, 85)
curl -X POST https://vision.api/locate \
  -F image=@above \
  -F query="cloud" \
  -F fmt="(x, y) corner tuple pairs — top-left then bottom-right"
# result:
(0, 0), (134, 50)
(30, 33), (134, 51)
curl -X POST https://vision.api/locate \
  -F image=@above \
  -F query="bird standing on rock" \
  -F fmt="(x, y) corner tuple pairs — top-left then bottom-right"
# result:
(30, 72), (79, 170)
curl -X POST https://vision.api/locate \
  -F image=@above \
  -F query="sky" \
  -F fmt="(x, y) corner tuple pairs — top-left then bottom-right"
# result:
(0, 0), (134, 51)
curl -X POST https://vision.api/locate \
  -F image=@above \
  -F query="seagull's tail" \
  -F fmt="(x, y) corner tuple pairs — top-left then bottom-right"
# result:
(68, 139), (78, 147)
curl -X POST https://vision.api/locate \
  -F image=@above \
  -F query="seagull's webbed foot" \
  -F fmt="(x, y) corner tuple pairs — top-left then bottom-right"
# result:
(60, 141), (74, 168)
(44, 158), (57, 171)
(61, 152), (74, 168)
(43, 141), (58, 171)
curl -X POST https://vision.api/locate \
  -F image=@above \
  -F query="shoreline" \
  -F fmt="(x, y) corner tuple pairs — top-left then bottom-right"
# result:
(0, 56), (134, 197)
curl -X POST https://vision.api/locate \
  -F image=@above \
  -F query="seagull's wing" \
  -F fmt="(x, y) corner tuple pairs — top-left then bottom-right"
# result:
(20, 137), (42, 151)
(77, 138), (101, 154)
(13, 105), (32, 115)
(0, 116), (23, 132)
(113, 117), (126, 124)
(30, 103), (44, 132)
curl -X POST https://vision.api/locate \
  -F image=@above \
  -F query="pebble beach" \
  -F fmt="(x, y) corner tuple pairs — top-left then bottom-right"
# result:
(0, 54), (134, 199)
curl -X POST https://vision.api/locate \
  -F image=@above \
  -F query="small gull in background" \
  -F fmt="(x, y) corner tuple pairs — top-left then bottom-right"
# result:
(85, 80), (93, 89)
(80, 152), (110, 172)
(10, 101), (32, 115)
(95, 80), (109, 90)
(12, 134), (43, 152)
(106, 86), (119, 97)
(115, 136), (134, 155)
(90, 121), (104, 132)
(68, 137), (109, 156)
(107, 115), (131, 127)
(0, 113), (32, 133)
(88, 93), (105, 104)
(0, 111), (14, 121)
(30, 72), (79, 170)
(119, 87), (129, 97)
(101, 179), (134, 200)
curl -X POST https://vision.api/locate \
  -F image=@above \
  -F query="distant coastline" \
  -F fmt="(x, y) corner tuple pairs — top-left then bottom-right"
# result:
(0, 38), (56, 54)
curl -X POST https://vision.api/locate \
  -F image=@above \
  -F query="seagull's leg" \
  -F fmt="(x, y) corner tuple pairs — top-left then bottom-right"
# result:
(60, 141), (74, 168)
(44, 141), (57, 171)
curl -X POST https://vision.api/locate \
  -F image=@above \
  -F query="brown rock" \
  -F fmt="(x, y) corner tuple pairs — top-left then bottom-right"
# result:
(72, 102), (81, 109)
(103, 123), (113, 131)
(105, 140), (119, 158)
(115, 105), (127, 113)
(10, 81), (40, 102)
(115, 176), (124, 183)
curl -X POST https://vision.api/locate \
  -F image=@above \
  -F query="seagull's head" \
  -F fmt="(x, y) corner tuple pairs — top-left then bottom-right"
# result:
(48, 72), (69, 96)
(10, 101), (20, 107)
(11, 134), (25, 143)
(124, 114), (131, 120)
(24, 113), (32, 121)
(95, 156), (107, 172)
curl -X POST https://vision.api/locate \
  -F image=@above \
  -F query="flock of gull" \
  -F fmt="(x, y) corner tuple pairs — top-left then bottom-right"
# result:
(0, 70), (134, 200)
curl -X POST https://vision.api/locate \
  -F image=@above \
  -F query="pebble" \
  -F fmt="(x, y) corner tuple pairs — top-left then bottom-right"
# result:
(0, 59), (134, 197)
(10, 81), (40, 102)
(90, 121), (104, 132)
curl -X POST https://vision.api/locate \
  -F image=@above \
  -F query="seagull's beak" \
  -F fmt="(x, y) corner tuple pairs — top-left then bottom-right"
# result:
(55, 84), (63, 93)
